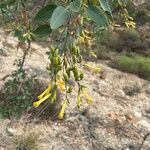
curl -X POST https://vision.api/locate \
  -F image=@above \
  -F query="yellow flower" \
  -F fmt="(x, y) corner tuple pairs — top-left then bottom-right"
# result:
(33, 94), (51, 108)
(83, 64), (102, 73)
(23, 31), (33, 40)
(77, 93), (81, 108)
(125, 21), (136, 28)
(82, 89), (93, 104)
(56, 79), (65, 91)
(58, 99), (68, 119)
(83, 29), (90, 34)
(79, 36), (85, 43)
(90, 52), (97, 58)
(78, 30), (93, 47)
(37, 83), (51, 99)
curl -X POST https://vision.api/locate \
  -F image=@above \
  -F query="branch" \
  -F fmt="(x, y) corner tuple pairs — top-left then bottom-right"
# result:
(20, 39), (31, 70)
(139, 131), (150, 150)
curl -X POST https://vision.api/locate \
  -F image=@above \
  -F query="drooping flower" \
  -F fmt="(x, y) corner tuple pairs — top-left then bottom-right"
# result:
(58, 99), (68, 119)
(125, 21), (136, 28)
(33, 94), (51, 108)
(83, 64), (102, 74)
(37, 83), (51, 100)
(56, 78), (65, 91)
(82, 89), (93, 104)
(78, 30), (93, 48)
(77, 91), (81, 108)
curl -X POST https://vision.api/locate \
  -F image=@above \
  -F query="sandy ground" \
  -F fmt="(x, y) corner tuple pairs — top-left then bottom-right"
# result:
(0, 29), (150, 150)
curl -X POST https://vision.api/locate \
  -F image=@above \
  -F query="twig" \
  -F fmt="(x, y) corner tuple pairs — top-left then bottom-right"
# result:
(20, 39), (31, 70)
(0, 74), (10, 81)
(139, 131), (150, 150)
(42, 0), (46, 7)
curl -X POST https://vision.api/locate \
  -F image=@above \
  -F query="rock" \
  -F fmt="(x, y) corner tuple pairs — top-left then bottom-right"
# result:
(123, 148), (131, 150)
(123, 85), (141, 96)
(145, 85), (150, 95)
(0, 147), (5, 150)
(6, 127), (16, 136)
(81, 107), (96, 119)
(133, 109), (142, 119)
(138, 120), (150, 130)
(2, 119), (11, 125)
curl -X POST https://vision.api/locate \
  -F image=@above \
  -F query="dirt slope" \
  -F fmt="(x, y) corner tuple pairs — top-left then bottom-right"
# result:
(0, 29), (150, 150)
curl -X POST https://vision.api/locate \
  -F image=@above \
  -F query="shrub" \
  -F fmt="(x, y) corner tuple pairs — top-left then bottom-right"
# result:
(121, 28), (141, 41)
(119, 28), (141, 52)
(14, 133), (39, 150)
(96, 45), (111, 60)
(133, 3), (150, 25)
(114, 54), (150, 80)
(95, 29), (121, 51)
(123, 85), (141, 96)
(95, 28), (142, 53)
(0, 61), (40, 118)
(0, 0), (140, 119)
(0, 48), (4, 55)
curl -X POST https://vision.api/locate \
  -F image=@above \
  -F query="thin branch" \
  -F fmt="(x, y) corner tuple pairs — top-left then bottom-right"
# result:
(42, 0), (46, 7)
(139, 131), (150, 150)
(0, 74), (10, 81)
(20, 39), (31, 70)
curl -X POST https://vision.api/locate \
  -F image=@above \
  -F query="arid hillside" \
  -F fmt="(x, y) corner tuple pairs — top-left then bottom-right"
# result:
(0, 28), (150, 150)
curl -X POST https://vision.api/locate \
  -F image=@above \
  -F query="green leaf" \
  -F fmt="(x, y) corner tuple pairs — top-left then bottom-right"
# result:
(69, 0), (80, 12)
(0, 0), (16, 8)
(33, 25), (52, 36)
(99, 0), (112, 14)
(35, 4), (57, 21)
(86, 5), (109, 27)
(50, 6), (69, 29)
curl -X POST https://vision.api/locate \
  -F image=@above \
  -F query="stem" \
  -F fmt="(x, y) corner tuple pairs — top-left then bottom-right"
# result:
(139, 132), (150, 150)
(20, 39), (31, 70)
(42, 0), (46, 7)
(62, 16), (71, 100)
(63, 16), (71, 51)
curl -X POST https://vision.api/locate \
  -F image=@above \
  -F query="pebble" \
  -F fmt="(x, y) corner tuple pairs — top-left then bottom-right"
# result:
(133, 109), (142, 119)
(6, 127), (16, 136)
(138, 120), (150, 130)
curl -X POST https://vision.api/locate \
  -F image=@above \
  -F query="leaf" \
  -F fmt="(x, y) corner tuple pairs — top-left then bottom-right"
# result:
(14, 30), (22, 38)
(33, 25), (52, 36)
(50, 6), (69, 29)
(69, 0), (80, 12)
(93, 0), (99, 5)
(86, 5), (109, 27)
(0, 0), (16, 8)
(35, 4), (57, 21)
(99, 0), (112, 14)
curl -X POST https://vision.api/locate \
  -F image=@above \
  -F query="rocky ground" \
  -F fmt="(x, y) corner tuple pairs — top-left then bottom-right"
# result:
(0, 29), (150, 150)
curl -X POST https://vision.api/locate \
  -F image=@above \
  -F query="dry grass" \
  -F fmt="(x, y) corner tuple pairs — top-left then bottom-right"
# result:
(14, 133), (39, 150)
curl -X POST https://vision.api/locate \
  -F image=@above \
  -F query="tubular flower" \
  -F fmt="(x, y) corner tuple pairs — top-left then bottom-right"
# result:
(90, 51), (97, 58)
(58, 99), (68, 119)
(56, 79), (65, 91)
(82, 89), (93, 104)
(23, 31), (33, 40)
(79, 35), (92, 47)
(33, 93), (51, 108)
(83, 64), (102, 73)
(37, 83), (52, 100)
(125, 21), (136, 28)
(77, 93), (81, 108)
(78, 30), (93, 47)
